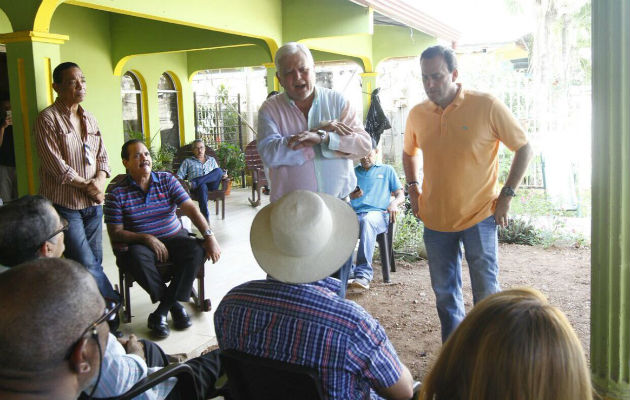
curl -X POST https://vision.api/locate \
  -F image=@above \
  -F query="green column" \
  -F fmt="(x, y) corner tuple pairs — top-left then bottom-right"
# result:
(0, 31), (67, 195)
(591, 1), (630, 399)
(264, 62), (278, 94)
(360, 72), (377, 122)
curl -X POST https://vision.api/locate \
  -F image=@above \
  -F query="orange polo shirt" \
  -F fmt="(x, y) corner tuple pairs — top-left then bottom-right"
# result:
(403, 84), (528, 232)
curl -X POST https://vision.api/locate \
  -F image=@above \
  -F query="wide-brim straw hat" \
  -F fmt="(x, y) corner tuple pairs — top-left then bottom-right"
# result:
(250, 190), (359, 283)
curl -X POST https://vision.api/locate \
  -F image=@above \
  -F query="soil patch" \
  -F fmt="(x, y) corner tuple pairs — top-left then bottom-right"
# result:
(348, 243), (590, 382)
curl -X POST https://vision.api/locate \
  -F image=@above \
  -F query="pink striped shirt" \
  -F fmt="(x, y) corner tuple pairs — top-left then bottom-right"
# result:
(35, 98), (110, 209)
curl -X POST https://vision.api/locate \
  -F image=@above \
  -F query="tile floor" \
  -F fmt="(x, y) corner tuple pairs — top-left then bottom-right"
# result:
(102, 187), (269, 357)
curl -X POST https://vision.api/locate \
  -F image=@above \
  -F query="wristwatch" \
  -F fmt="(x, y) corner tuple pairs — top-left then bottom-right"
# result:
(500, 186), (516, 197)
(316, 129), (327, 143)
(203, 228), (214, 238)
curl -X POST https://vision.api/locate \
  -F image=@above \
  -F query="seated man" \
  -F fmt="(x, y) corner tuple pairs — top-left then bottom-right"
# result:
(349, 143), (404, 290)
(104, 139), (222, 338)
(215, 190), (414, 400)
(176, 139), (227, 222)
(0, 258), (108, 400)
(0, 195), (66, 272)
(84, 332), (222, 399)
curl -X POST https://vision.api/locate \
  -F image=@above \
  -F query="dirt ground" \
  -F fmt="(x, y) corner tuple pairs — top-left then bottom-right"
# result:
(348, 244), (591, 382)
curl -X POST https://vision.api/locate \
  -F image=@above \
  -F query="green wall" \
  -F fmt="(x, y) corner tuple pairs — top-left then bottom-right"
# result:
(0, 9), (12, 33)
(50, 4), (195, 178)
(372, 25), (435, 68)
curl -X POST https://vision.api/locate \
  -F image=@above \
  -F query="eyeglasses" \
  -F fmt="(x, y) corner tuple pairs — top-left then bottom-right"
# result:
(39, 218), (69, 249)
(67, 298), (120, 399)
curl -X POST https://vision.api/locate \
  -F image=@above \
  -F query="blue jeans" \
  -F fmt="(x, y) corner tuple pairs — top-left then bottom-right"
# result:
(353, 211), (389, 282)
(54, 204), (117, 300)
(191, 168), (224, 221)
(423, 215), (500, 342)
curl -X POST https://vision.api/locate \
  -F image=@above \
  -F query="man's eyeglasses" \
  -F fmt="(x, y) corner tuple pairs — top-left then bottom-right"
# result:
(39, 218), (69, 249)
(67, 298), (121, 399)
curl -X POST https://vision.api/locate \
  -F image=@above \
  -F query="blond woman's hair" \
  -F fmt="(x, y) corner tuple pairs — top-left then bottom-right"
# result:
(421, 288), (592, 400)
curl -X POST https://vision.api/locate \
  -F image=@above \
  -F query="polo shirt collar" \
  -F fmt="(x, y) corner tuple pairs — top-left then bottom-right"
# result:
(428, 83), (464, 113)
(126, 171), (158, 191)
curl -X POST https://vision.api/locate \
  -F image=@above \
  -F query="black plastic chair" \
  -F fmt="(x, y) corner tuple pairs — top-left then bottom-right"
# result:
(377, 219), (396, 283)
(218, 349), (325, 400)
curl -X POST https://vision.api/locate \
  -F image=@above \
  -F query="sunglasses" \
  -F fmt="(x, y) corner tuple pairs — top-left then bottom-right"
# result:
(38, 218), (69, 249)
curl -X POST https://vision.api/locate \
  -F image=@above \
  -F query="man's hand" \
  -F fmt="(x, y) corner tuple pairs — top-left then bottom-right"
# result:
(349, 186), (363, 200)
(203, 235), (221, 263)
(407, 185), (421, 216)
(319, 120), (353, 136)
(494, 195), (511, 228)
(119, 334), (145, 360)
(86, 180), (105, 203)
(1, 113), (11, 129)
(287, 131), (321, 150)
(386, 203), (399, 223)
(142, 234), (169, 262)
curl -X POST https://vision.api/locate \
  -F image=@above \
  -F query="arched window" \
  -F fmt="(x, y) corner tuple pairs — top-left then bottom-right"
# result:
(120, 71), (143, 141)
(157, 72), (180, 149)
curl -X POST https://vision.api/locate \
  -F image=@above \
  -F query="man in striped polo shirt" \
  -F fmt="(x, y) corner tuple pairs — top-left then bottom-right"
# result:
(104, 139), (221, 338)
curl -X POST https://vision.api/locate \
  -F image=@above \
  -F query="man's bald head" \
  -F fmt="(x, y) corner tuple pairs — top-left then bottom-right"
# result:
(0, 258), (104, 372)
(0, 195), (65, 266)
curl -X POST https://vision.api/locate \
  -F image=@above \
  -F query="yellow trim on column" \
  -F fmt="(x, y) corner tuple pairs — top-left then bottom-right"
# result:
(360, 72), (377, 77)
(0, 31), (69, 44)
(129, 70), (151, 141)
(44, 58), (53, 105)
(17, 58), (35, 194)
(165, 71), (186, 147)
(33, 0), (62, 33)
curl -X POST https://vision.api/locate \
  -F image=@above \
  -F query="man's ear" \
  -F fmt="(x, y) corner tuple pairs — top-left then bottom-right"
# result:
(40, 241), (54, 258)
(452, 68), (459, 82)
(52, 82), (61, 95)
(122, 158), (130, 169)
(69, 338), (93, 375)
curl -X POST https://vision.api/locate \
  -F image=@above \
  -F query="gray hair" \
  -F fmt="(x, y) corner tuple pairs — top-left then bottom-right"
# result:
(274, 42), (315, 73)
(0, 195), (59, 266)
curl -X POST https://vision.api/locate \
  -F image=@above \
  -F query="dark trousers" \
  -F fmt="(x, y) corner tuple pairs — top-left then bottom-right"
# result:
(191, 168), (224, 221)
(123, 230), (204, 304)
(142, 340), (222, 400)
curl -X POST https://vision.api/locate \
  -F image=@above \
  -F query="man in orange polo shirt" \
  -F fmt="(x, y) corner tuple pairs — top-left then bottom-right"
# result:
(403, 45), (533, 342)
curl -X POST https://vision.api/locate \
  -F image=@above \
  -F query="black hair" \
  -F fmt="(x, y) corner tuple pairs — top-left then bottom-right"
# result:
(121, 139), (145, 160)
(420, 45), (458, 73)
(52, 62), (80, 84)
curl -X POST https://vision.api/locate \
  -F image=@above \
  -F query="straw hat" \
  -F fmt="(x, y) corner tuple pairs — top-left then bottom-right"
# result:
(250, 190), (358, 283)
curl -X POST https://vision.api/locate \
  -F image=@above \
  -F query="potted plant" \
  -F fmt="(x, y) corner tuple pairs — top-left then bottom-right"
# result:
(216, 143), (245, 194)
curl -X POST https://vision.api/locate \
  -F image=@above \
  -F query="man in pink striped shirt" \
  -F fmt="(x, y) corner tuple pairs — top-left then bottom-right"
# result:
(35, 62), (117, 301)
(257, 42), (371, 297)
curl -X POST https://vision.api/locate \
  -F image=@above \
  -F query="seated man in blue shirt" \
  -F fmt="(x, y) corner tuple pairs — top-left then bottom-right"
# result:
(105, 139), (222, 338)
(176, 139), (227, 222)
(215, 190), (414, 400)
(349, 143), (404, 290)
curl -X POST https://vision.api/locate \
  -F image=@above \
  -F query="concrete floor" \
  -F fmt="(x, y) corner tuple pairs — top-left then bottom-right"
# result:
(102, 187), (269, 358)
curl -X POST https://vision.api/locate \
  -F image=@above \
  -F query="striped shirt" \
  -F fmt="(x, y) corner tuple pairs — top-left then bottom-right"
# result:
(35, 98), (110, 209)
(104, 172), (189, 240)
(257, 87), (371, 202)
(176, 156), (219, 180)
(215, 277), (404, 400)
(87, 333), (176, 400)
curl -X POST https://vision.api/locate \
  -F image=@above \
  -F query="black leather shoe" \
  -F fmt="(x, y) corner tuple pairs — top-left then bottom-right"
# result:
(148, 312), (170, 338)
(171, 307), (192, 330)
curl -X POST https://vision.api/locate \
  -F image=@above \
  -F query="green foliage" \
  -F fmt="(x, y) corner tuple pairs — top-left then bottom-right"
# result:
(498, 217), (542, 246)
(216, 143), (245, 179)
(393, 201), (426, 261)
(125, 130), (175, 171)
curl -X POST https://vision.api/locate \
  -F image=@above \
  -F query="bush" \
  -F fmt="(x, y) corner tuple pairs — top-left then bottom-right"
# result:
(393, 200), (426, 260)
(498, 217), (542, 246)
